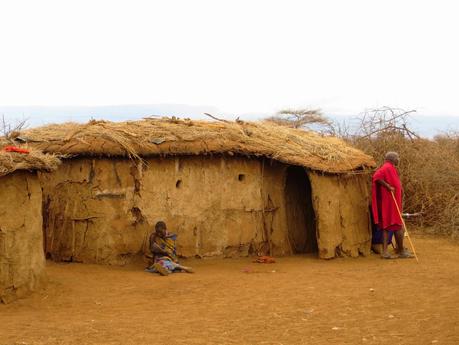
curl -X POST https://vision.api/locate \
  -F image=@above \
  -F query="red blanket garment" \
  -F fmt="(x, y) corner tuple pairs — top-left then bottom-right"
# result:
(371, 161), (403, 230)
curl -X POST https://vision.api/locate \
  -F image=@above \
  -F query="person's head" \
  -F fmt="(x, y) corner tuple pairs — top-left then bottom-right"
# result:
(155, 221), (167, 238)
(385, 151), (400, 166)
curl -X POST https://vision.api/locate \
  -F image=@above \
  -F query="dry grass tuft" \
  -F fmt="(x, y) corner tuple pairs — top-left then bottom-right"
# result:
(0, 148), (61, 178)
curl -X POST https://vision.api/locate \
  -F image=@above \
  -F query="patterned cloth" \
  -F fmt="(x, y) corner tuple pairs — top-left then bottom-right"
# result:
(147, 232), (180, 274)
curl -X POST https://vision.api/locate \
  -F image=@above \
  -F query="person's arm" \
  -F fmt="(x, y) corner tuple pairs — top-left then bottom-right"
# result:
(376, 179), (395, 192)
(149, 234), (168, 255)
(151, 242), (168, 255)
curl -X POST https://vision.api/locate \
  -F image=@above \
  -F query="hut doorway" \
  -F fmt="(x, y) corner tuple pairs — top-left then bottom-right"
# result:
(285, 166), (318, 254)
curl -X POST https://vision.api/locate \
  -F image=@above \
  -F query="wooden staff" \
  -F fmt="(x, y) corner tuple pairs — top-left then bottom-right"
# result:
(390, 191), (419, 262)
(260, 158), (273, 256)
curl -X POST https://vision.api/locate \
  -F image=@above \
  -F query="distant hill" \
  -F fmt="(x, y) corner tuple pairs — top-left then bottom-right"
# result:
(1, 105), (458, 138)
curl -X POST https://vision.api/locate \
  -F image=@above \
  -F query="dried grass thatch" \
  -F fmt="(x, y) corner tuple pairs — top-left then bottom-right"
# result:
(0, 149), (61, 178)
(14, 118), (375, 173)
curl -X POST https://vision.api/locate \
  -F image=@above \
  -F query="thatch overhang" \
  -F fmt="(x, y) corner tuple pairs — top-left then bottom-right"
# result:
(12, 118), (375, 173)
(0, 149), (60, 178)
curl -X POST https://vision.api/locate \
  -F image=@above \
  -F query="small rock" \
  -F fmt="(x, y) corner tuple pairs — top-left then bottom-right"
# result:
(332, 327), (340, 330)
(432, 341), (439, 344)
(369, 288), (375, 292)
(388, 314), (395, 319)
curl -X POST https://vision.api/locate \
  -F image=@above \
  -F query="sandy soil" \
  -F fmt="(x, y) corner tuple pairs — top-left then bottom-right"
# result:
(1, 234), (458, 345)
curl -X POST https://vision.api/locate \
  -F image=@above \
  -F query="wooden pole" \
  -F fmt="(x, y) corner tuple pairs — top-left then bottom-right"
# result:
(390, 192), (419, 262)
(260, 158), (272, 256)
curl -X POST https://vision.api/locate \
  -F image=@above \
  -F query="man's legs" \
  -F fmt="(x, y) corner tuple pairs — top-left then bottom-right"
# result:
(382, 230), (389, 255)
(394, 228), (404, 254)
(394, 229), (414, 258)
(381, 230), (398, 259)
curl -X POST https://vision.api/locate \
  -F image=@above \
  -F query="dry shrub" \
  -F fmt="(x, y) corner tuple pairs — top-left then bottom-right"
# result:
(340, 108), (459, 237)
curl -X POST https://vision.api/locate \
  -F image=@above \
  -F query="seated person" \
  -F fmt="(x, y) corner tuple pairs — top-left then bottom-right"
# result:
(145, 221), (193, 276)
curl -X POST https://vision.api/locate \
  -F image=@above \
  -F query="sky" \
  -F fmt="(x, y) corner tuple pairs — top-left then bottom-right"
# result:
(1, 0), (458, 123)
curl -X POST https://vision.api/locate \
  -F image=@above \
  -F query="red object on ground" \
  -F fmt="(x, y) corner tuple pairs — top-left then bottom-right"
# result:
(253, 256), (276, 264)
(3, 146), (30, 154)
(371, 161), (403, 230)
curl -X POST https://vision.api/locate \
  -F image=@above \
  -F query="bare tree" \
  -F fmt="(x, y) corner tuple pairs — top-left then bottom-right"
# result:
(355, 106), (418, 140)
(265, 108), (332, 131)
(1, 115), (28, 142)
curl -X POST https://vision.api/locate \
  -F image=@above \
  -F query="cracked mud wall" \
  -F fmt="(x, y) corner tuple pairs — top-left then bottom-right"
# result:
(260, 160), (292, 256)
(39, 157), (292, 264)
(308, 172), (371, 259)
(40, 158), (149, 265)
(0, 172), (45, 303)
(39, 157), (372, 264)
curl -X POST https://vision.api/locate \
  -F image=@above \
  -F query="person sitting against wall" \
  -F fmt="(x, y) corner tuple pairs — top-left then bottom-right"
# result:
(145, 221), (193, 276)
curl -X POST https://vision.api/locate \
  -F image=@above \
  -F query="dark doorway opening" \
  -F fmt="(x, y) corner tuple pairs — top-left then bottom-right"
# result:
(285, 166), (317, 254)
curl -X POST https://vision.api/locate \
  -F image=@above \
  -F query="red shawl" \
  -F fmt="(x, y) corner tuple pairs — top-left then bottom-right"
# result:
(371, 161), (403, 230)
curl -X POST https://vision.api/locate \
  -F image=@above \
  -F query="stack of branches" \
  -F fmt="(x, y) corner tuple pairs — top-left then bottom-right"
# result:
(339, 107), (459, 237)
(1, 115), (28, 146)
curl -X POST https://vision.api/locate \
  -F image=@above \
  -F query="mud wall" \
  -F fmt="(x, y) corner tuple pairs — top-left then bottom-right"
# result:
(39, 157), (292, 264)
(39, 157), (371, 264)
(308, 172), (371, 259)
(0, 172), (45, 303)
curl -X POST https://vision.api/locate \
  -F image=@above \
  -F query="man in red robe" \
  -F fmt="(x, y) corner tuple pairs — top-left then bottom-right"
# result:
(372, 152), (413, 259)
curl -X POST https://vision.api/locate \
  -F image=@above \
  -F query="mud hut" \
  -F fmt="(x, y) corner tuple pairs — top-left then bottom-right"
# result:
(16, 118), (375, 264)
(0, 149), (59, 303)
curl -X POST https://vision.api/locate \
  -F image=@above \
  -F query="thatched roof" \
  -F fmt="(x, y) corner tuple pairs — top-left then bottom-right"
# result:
(12, 118), (375, 173)
(0, 149), (60, 178)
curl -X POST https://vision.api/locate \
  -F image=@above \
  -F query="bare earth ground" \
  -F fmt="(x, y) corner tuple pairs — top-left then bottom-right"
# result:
(1, 234), (458, 345)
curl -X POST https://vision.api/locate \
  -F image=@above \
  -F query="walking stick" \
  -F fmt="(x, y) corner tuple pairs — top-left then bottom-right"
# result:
(390, 191), (419, 262)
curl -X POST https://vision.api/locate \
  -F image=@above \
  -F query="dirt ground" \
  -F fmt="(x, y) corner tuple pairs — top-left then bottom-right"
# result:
(1, 234), (458, 345)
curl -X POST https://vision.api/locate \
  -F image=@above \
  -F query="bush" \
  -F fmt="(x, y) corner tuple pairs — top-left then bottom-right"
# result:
(338, 108), (459, 238)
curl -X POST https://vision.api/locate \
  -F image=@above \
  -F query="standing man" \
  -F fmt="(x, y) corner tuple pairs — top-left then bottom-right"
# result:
(372, 152), (413, 259)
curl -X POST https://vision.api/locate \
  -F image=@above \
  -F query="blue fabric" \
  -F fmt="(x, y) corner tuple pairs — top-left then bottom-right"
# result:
(372, 225), (394, 245)
(157, 258), (179, 271)
(145, 258), (180, 274)
(370, 204), (394, 245)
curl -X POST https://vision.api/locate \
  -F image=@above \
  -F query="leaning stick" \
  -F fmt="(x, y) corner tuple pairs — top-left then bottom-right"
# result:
(390, 191), (419, 262)
(260, 158), (273, 256)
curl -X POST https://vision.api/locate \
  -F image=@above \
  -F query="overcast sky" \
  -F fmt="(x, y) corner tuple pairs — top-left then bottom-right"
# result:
(1, 0), (458, 118)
